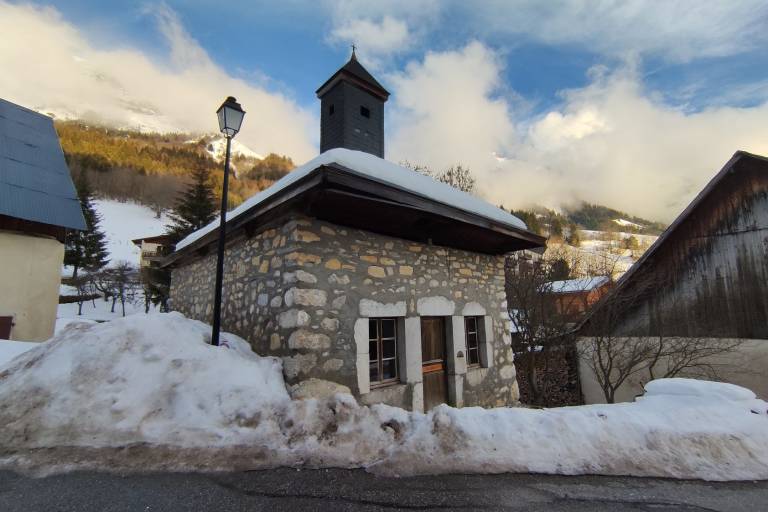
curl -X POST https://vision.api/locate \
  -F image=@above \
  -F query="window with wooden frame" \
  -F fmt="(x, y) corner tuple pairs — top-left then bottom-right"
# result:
(465, 316), (482, 367)
(369, 318), (398, 386)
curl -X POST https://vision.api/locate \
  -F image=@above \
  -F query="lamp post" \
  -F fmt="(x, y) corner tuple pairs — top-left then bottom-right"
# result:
(211, 96), (245, 346)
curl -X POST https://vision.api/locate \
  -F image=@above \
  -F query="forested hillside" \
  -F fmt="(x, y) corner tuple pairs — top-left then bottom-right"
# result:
(564, 202), (667, 234)
(511, 202), (666, 237)
(56, 121), (294, 214)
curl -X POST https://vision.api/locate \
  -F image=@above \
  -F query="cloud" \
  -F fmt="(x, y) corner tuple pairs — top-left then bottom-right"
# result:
(330, 16), (410, 59)
(387, 43), (768, 222)
(324, 0), (440, 62)
(0, 2), (317, 160)
(460, 0), (768, 62)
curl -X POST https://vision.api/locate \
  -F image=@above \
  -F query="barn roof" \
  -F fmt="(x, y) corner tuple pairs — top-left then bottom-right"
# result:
(0, 98), (86, 231)
(168, 148), (545, 264)
(579, 150), (768, 329)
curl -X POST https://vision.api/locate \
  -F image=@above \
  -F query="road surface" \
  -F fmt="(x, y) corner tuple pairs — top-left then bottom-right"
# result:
(1, 468), (766, 511)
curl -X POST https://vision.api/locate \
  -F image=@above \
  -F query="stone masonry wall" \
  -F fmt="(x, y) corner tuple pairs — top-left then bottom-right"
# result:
(170, 214), (520, 410)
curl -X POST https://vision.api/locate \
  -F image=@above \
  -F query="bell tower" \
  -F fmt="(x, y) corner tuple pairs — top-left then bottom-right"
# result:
(316, 48), (390, 158)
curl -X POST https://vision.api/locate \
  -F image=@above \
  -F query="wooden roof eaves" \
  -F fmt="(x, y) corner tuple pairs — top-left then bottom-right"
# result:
(322, 162), (546, 248)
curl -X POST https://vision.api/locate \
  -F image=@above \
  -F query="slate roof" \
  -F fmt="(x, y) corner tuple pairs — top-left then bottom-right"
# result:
(0, 98), (86, 230)
(316, 51), (390, 100)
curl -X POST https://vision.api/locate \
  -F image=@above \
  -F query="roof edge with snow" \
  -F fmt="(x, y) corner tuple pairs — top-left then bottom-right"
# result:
(167, 148), (544, 264)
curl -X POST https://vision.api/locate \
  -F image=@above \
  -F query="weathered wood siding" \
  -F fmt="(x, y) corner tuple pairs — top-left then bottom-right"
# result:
(613, 156), (768, 338)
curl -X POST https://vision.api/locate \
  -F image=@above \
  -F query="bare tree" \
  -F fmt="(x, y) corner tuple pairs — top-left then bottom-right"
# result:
(580, 271), (745, 403)
(505, 252), (597, 405)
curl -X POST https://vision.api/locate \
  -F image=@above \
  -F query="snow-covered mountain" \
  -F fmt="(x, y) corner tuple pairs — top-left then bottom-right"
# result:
(203, 136), (263, 162)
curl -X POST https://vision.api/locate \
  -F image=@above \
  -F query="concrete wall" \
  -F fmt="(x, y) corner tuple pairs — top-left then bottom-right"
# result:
(170, 215), (519, 410)
(0, 230), (63, 341)
(578, 336), (768, 403)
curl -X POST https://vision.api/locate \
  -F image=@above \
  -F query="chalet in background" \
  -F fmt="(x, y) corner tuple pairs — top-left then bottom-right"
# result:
(165, 52), (546, 411)
(579, 151), (768, 401)
(0, 98), (85, 340)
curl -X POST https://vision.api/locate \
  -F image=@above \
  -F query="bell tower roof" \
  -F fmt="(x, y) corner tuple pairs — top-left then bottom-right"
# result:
(316, 50), (390, 101)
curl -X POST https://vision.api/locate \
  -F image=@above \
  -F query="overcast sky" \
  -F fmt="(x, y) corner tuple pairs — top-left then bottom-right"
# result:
(2, 0), (768, 221)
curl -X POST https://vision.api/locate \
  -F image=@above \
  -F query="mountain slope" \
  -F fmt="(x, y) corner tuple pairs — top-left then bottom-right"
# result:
(56, 121), (293, 211)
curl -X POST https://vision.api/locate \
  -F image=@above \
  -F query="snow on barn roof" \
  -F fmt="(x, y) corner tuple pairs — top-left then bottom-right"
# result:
(0, 98), (86, 230)
(547, 276), (610, 294)
(176, 148), (528, 251)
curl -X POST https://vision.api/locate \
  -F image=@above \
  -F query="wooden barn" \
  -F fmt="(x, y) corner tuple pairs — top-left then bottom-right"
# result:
(579, 151), (768, 401)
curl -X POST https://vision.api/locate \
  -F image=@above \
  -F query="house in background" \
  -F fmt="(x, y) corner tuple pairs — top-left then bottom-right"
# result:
(0, 98), (85, 341)
(132, 234), (174, 268)
(579, 151), (768, 401)
(547, 276), (612, 317)
(165, 52), (546, 411)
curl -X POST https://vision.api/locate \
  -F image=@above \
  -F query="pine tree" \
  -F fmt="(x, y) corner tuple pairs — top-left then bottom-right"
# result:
(65, 172), (110, 279)
(166, 166), (218, 243)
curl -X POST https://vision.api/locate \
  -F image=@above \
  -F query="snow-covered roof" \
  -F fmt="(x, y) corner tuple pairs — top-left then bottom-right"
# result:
(547, 276), (610, 294)
(176, 148), (528, 251)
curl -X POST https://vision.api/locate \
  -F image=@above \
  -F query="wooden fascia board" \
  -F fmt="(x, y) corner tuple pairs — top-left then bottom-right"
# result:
(322, 164), (546, 247)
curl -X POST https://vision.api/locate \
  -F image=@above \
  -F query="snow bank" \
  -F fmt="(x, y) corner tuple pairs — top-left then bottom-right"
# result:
(176, 148), (528, 250)
(0, 340), (39, 367)
(374, 389), (768, 480)
(0, 313), (766, 481)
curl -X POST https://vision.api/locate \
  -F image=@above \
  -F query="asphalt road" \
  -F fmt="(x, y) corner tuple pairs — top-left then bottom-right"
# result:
(0, 468), (766, 511)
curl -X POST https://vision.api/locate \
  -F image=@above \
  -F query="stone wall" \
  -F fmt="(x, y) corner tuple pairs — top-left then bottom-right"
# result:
(170, 214), (520, 411)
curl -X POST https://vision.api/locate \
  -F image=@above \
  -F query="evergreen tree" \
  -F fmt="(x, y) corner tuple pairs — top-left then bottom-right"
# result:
(65, 172), (110, 279)
(166, 166), (218, 242)
(566, 222), (582, 246)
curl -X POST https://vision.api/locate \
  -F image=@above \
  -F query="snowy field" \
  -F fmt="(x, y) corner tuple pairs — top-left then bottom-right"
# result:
(61, 199), (168, 278)
(57, 298), (151, 323)
(92, 199), (169, 266)
(0, 313), (766, 480)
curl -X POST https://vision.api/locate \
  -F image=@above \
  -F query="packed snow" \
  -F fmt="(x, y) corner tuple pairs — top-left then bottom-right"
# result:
(0, 313), (766, 480)
(176, 148), (529, 250)
(0, 340), (39, 367)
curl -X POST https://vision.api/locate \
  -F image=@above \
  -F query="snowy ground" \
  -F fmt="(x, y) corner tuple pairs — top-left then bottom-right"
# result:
(61, 200), (169, 278)
(57, 299), (151, 323)
(0, 313), (765, 480)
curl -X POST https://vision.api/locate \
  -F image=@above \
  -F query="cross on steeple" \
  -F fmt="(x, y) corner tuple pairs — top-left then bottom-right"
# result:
(351, 43), (357, 60)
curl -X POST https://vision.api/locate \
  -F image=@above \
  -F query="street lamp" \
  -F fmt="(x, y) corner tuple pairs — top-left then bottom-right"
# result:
(211, 96), (245, 346)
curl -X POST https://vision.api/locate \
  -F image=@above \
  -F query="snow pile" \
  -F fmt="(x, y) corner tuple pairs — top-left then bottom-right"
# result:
(0, 314), (289, 449)
(176, 148), (528, 250)
(0, 340), (40, 367)
(0, 313), (766, 480)
(374, 385), (768, 480)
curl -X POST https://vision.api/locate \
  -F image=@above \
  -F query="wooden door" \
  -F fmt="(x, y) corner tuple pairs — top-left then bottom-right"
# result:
(421, 317), (448, 410)
(0, 316), (12, 340)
